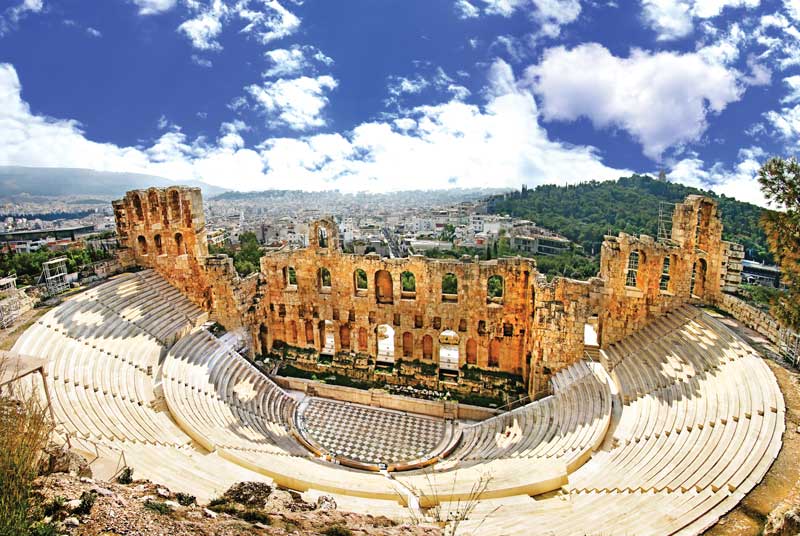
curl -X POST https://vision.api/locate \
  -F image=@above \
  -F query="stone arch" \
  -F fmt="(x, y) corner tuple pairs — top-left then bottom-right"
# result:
(442, 272), (458, 302)
(422, 334), (433, 360)
(376, 324), (395, 363)
(259, 324), (269, 355)
(488, 338), (501, 367)
(318, 267), (331, 290)
(402, 331), (413, 357)
(439, 330), (460, 372)
(318, 226), (328, 248)
(401, 271), (416, 298)
(154, 234), (163, 255)
(466, 338), (477, 365)
(133, 194), (144, 221)
(695, 201), (713, 251)
(321, 320), (335, 354)
(358, 327), (368, 352)
(284, 266), (297, 288)
(487, 275), (504, 303)
(340, 324), (351, 350)
(375, 270), (393, 304)
(305, 320), (314, 346)
(625, 250), (642, 288)
(659, 255), (672, 291)
(174, 232), (186, 255)
(354, 268), (368, 293)
(691, 258), (708, 298)
(148, 190), (160, 217)
(137, 235), (148, 255)
(169, 190), (181, 221)
(288, 320), (298, 344)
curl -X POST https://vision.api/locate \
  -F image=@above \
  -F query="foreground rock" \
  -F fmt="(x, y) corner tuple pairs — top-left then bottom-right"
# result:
(32, 474), (440, 536)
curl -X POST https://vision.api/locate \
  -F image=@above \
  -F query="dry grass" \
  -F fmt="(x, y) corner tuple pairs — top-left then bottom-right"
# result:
(0, 359), (53, 536)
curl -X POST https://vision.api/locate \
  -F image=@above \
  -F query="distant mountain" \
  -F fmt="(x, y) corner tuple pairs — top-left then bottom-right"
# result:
(0, 166), (228, 198)
(488, 175), (772, 263)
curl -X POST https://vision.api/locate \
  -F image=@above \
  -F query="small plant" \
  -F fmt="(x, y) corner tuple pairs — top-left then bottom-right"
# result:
(73, 491), (96, 516)
(116, 467), (134, 485)
(143, 499), (171, 515)
(240, 508), (270, 524)
(207, 496), (227, 508)
(28, 521), (58, 536)
(323, 525), (353, 536)
(42, 496), (65, 517)
(175, 492), (196, 506)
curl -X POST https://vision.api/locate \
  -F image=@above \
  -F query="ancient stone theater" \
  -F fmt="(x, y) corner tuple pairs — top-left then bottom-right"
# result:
(11, 185), (786, 535)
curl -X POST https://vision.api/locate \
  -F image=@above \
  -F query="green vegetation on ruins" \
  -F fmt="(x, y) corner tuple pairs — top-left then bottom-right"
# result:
(0, 247), (114, 286)
(208, 231), (263, 276)
(487, 174), (773, 263)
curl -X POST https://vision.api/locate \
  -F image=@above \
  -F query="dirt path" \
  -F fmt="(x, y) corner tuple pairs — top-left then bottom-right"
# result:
(0, 305), (51, 351)
(704, 312), (800, 536)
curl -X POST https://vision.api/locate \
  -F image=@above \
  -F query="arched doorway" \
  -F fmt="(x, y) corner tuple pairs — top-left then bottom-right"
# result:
(439, 330), (460, 375)
(376, 324), (395, 364)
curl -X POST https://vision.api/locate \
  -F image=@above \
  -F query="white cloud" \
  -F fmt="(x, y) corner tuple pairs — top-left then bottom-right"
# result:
(246, 75), (338, 130)
(781, 74), (800, 103)
(263, 45), (333, 77)
(1, 0), (44, 34)
(642, 0), (759, 40)
(86, 26), (102, 38)
(178, 0), (228, 50)
(765, 104), (800, 149)
(667, 147), (769, 206)
(132, 0), (177, 15)
(471, 0), (581, 38)
(455, 0), (480, 18)
(786, 0), (800, 20)
(237, 0), (300, 44)
(191, 54), (213, 67)
(0, 60), (635, 195)
(528, 43), (743, 159)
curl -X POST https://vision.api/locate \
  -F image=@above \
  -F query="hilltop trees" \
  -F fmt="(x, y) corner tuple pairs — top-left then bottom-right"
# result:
(758, 157), (800, 330)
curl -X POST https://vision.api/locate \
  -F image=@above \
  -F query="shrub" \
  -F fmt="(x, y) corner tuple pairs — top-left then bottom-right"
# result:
(28, 521), (58, 536)
(116, 467), (133, 485)
(240, 508), (270, 524)
(207, 496), (227, 508)
(42, 496), (65, 517)
(0, 365), (53, 536)
(73, 491), (96, 516)
(175, 492), (196, 506)
(143, 499), (171, 515)
(323, 525), (353, 536)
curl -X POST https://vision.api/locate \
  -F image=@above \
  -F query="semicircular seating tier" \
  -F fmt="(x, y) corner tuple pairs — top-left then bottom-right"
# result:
(395, 360), (613, 506)
(451, 305), (785, 535)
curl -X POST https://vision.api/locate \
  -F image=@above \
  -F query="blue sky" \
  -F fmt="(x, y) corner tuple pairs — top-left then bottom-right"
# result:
(1, 0), (799, 205)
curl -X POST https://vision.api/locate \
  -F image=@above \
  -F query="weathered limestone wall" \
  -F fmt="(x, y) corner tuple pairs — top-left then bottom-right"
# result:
(597, 195), (728, 346)
(712, 292), (782, 343)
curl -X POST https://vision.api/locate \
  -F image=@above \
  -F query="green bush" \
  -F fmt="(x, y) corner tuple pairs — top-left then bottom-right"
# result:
(323, 525), (353, 536)
(42, 496), (65, 517)
(73, 491), (96, 516)
(28, 521), (58, 536)
(175, 492), (196, 506)
(116, 467), (133, 485)
(143, 499), (171, 515)
(240, 508), (270, 524)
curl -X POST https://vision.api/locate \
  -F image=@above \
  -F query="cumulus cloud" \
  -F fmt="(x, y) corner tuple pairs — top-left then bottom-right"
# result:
(527, 43), (743, 159)
(455, 0), (481, 18)
(642, 0), (760, 40)
(132, 0), (177, 15)
(467, 0), (581, 38)
(178, 0), (300, 51)
(246, 75), (338, 130)
(263, 45), (333, 77)
(0, 60), (635, 194)
(1, 0), (44, 34)
(667, 147), (769, 206)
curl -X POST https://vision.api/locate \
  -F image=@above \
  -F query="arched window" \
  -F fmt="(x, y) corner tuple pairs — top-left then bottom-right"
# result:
(321, 320), (335, 354)
(288, 320), (297, 344)
(318, 227), (328, 248)
(169, 190), (181, 221)
(422, 334), (433, 360)
(439, 330), (459, 372)
(488, 338), (501, 367)
(137, 235), (148, 255)
(354, 269), (367, 293)
(466, 338), (477, 365)
(691, 258), (707, 298)
(318, 267), (331, 290)
(154, 234), (163, 255)
(174, 232), (186, 255)
(148, 190), (159, 216)
(133, 194), (144, 220)
(401, 271), (416, 298)
(402, 332), (413, 357)
(625, 251), (640, 288)
(442, 272), (458, 302)
(376, 324), (395, 363)
(375, 270), (393, 304)
(659, 256), (671, 291)
(284, 266), (297, 288)
(305, 320), (315, 345)
(487, 275), (504, 302)
(340, 325), (351, 350)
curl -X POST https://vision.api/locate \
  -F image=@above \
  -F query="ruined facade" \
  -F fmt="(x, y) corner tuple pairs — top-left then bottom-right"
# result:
(112, 188), (742, 399)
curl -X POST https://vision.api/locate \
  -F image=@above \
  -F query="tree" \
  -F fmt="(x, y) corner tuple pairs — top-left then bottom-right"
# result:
(758, 157), (800, 330)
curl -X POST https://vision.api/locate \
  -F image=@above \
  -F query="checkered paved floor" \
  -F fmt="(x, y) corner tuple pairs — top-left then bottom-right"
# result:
(297, 398), (446, 465)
